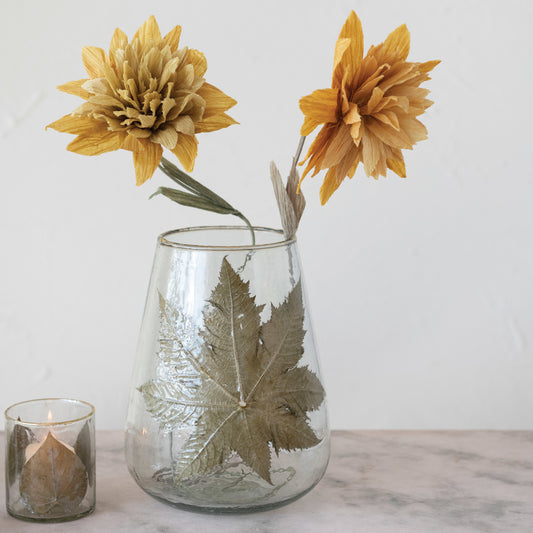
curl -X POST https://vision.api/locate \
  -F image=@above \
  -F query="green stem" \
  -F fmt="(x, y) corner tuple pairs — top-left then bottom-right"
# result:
(234, 212), (256, 246)
(156, 157), (256, 245)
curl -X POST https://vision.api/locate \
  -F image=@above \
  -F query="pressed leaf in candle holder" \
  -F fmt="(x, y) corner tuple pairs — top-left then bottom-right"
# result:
(20, 433), (88, 515)
(8, 423), (35, 485)
(75, 422), (94, 484)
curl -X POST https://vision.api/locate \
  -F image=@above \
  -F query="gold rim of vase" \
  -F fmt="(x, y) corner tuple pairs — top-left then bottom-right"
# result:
(159, 226), (296, 251)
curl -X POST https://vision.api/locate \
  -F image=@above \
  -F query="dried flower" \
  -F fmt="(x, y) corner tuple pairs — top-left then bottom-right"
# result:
(48, 16), (237, 185)
(299, 11), (439, 204)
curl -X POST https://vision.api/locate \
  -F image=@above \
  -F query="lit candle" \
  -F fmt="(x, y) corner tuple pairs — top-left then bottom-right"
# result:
(24, 410), (75, 462)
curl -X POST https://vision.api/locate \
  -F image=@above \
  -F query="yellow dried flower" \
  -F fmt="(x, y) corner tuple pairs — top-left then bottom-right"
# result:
(299, 11), (439, 204)
(48, 16), (237, 185)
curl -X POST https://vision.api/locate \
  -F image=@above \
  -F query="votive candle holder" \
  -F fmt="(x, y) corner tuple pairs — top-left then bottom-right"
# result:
(4, 398), (95, 522)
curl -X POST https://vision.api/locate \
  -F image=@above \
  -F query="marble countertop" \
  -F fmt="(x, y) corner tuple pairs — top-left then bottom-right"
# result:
(1, 430), (532, 532)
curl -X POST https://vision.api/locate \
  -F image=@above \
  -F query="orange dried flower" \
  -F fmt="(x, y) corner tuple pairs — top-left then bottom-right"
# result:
(299, 11), (439, 204)
(48, 16), (237, 185)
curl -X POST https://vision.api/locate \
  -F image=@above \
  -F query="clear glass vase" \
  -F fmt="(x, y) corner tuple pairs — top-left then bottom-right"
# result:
(125, 226), (329, 513)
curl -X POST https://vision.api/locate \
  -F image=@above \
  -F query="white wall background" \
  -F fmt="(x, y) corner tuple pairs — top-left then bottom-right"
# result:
(1, 0), (532, 430)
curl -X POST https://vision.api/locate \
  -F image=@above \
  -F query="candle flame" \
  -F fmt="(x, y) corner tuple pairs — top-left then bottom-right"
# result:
(142, 427), (147, 436)
(47, 410), (53, 422)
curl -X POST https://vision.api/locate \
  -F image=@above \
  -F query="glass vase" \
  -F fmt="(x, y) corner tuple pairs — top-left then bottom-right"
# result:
(125, 226), (329, 513)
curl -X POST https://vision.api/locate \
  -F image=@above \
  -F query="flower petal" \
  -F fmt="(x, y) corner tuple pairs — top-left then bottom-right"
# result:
(133, 15), (161, 46)
(109, 27), (128, 56)
(46, 114), (103, 135)
(336, 145), (359, 183)
(361, 126), (381, 176)
(188, 49), (208, 78)
(164, 24), (182, 52)
(321, 123), (354, 169)
(173, 115), (196, 135)
(419, 59), (440, 75)
(81, 46), (107, 78)
(332, 38), (350, 86)
(197, 83), (237, 118)
(343, 102), (361, 125)
(300, 116), (320, 137)
(171, 134), (198, 172)
(366, 87), (384, 114)
(57, 79), (91, 99)
(398, 116), (428, 144)
(82, 78), (113, 96)
(158, 56), (181, 91)
(151, 126), (178, 150)
(175, 64), (195, 89)
(299, 124), (337, 181)
(350, 122), (361, 144)
(387, 153), (406, 177)
(88, 94), (125, 109)
(352, 63), (387, 103)
(383, 24), (410, 61)
(67, 130), (124, 156)
(127, 128), (153, 139)
(332, 11), (364, 86)
(373, 110), (400, 131)
(133, 141), (163, 185)
(299, 88), (339, 136)
(319, 168), (345, 205)
(347, 151), (362, 179)
(73, 101), (97, 116)
(102, 61), (122, 94)
(121, 134), (145, 152)
(379, 62), (418, 93)
(366, 117), (413, 149)
(195, 113), (238, 133)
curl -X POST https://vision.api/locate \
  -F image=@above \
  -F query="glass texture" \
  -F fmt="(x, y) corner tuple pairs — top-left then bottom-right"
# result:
(125, 227), (329, 513)
(4, 398), (95, 522)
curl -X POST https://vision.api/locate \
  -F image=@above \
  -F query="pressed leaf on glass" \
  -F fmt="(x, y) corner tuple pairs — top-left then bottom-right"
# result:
(141, 258), (325, 484)
(75, 422), (94, 484)
(19, 433), (88, 515)
(7, 423), (35, 486)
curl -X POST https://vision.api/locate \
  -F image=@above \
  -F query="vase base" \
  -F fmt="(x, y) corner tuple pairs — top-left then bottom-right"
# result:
(138, 481), (321, 514)
(7, 506), (95, 523)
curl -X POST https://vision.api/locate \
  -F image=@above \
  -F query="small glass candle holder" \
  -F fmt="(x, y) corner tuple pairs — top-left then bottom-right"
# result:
(4, 398), (95, 522)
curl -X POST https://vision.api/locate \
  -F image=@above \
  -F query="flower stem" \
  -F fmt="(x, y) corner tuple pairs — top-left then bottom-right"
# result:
(156, 157), (256, 245)
(290, 136), (307, 175)
(234, 213), (256, 246)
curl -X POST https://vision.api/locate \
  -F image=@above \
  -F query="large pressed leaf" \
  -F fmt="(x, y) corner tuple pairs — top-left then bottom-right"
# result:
(202, 257), (264, 400)
(142, 257), (325, 484)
